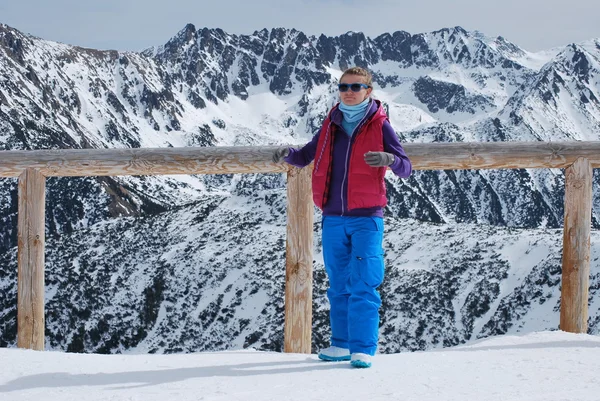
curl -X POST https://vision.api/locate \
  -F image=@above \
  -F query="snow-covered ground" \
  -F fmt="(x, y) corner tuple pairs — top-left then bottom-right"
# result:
(1, 331), (599, 401)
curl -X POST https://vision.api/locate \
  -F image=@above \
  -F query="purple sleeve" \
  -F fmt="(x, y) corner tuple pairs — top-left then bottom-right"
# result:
(283, 132), (319, 168)
(382, 120), (412, 178)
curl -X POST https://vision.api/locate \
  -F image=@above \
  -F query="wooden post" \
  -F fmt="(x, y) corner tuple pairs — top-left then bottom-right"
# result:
(17, 168), (46, 350)
(284, 166), (313, 353)
(560, 157), (592, 333)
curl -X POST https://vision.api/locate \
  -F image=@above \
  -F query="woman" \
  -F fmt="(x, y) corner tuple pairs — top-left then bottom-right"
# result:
(273, 66), (412, 368)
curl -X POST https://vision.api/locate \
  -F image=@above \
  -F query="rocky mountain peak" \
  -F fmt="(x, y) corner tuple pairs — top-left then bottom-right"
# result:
(0, 23), (28, 65)
(1, 23), (600, 354)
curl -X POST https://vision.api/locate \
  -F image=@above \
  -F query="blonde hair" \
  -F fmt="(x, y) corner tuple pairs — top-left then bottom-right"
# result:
(339, 67), (373, 87)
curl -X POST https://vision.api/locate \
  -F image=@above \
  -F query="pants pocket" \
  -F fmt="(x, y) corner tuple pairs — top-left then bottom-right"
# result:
(356, 253), (384, 288)
(368, 217), (383, 232)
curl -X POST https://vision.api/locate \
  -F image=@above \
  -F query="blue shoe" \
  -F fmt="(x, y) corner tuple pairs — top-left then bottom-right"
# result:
(318, 346), (351, 361)
(350, 353), (372, 368)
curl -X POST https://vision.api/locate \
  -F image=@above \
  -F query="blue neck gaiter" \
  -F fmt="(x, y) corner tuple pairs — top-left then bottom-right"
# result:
(339, 98), (371, 136)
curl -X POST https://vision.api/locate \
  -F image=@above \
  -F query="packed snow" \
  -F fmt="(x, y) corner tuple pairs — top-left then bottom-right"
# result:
(1, 331), (599, 401)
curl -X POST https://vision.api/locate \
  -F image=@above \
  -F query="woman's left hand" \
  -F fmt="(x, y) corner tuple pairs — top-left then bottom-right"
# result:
(364, 151), (395, 167)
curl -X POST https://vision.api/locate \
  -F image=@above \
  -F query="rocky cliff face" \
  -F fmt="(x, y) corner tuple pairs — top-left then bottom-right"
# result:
(1, 22), (599, 353)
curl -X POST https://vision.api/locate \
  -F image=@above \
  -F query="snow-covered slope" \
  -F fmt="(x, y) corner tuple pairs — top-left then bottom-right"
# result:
(1, 22), (600, 353)
(1, 331), (600, 401)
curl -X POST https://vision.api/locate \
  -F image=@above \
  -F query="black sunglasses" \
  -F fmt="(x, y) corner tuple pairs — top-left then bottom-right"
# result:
(338, 83), (370, 92)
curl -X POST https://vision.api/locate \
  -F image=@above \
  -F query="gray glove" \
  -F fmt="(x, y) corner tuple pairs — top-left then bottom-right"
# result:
(364, 151), (395, 167)
(272, 147), (290, 163)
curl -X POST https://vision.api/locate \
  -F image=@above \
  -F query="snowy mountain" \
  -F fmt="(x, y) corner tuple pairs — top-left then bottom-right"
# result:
(1, 22), (600, 353)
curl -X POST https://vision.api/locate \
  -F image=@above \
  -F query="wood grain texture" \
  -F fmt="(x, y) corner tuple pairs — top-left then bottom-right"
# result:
(284, 166), (313, 354)
(560, 158), (592, 333)
(0, 147), (290, 177)
(403, 141), (600, 170)
(17, 168), (46, 350)
(3, 141), (600, 178)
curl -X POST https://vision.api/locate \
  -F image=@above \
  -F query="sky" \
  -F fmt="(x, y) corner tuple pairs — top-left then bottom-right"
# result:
(1, 331), (600, 400)
(0, 0), (598, 53)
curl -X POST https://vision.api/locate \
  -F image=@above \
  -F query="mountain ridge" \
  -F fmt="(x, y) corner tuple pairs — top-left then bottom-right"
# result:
(1, 22), (600, 353)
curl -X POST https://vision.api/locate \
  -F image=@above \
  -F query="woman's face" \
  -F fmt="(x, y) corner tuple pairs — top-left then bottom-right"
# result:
(339, 74), (372, 106)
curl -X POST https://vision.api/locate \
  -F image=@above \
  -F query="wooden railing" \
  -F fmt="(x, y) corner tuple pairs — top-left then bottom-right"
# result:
(2, 141), (598, 352)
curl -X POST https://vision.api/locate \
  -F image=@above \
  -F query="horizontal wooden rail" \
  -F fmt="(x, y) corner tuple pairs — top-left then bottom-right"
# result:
(2, 141), (600, 178)
(0, 147), (289, 178)
(405, 141), (600, 170)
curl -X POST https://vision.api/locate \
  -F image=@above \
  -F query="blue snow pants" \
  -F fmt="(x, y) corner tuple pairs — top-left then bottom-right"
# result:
(322, 216), (385, 356)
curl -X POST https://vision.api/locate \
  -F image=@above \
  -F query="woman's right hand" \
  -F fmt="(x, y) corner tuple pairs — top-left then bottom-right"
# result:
(272, 147), (290, 163)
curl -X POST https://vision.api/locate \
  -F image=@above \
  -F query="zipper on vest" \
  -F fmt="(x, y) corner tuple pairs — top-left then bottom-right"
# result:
(341, 107), (371, 215)
(341, 138), (352, 215)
